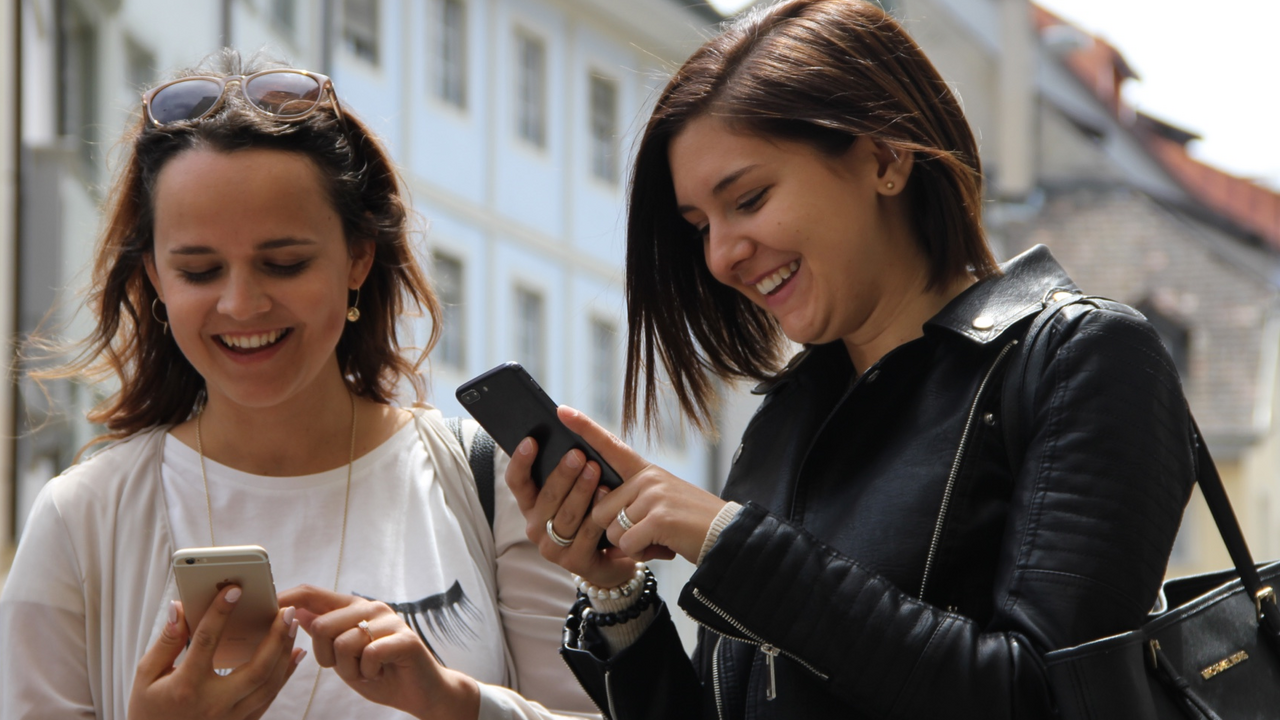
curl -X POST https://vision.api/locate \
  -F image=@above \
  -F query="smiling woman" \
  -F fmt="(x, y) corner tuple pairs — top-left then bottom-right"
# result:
(0, 50), (597, 720)
(501, 2), (1199, 719)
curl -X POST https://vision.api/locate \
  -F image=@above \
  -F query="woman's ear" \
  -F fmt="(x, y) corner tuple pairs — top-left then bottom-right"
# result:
(872, 140), (913, 196)
(143, 254), (164, 302)
(348, 238), (376, 288)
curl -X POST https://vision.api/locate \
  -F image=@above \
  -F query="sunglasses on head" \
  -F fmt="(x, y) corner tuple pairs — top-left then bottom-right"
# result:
(142, 69), (344, 127)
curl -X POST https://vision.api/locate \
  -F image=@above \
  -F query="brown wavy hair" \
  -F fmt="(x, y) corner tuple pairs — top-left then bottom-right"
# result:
(624, 0), (1000, 434)
(35, 50), (439, 445)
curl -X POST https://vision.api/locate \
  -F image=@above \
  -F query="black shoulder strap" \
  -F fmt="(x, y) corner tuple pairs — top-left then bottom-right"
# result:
(1001, 295), (1280, 637)
(444, 417), (497, 532)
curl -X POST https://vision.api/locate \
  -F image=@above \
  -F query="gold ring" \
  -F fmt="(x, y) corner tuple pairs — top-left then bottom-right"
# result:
(357, 619), (375, 641)
(546, 518), (576, 547)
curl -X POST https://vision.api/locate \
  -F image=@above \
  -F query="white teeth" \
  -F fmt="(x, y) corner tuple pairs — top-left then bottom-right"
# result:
(755, 261), (800, 296)
(220, 329), (285, 350)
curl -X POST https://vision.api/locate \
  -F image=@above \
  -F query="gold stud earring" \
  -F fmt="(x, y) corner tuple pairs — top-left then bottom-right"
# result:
(347, 288), (361, 323)
(885, 181), (896, 191)
(151, 297), (169, 335)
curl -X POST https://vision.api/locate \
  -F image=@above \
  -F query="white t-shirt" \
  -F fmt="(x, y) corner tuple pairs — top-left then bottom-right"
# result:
(162, 421), (508, 719)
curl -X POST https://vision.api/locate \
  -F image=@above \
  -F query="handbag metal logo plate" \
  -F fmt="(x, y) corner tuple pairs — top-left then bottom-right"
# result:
(1200, 650), (1248, 680)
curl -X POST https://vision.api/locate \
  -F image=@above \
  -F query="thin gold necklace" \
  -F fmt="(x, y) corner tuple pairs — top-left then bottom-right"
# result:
(196, 393), (357, 720)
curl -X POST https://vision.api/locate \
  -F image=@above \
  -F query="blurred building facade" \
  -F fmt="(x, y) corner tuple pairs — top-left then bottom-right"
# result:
(1, 0), (721, 614)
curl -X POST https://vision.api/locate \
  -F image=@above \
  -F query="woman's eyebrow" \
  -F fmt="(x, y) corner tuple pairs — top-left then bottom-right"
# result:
(678, 164), (760, 213)
(167, 237), (316, 255)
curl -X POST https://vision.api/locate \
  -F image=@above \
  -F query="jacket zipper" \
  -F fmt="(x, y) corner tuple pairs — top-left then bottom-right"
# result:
(604, 670), (619, 720)
(711, 635), (725, 720)
(688, 587), (830, 703)
(918, 338), (1019, 600)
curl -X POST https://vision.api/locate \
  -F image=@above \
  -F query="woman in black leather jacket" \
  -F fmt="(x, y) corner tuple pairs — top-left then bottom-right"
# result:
(505, 1), (1195, 718)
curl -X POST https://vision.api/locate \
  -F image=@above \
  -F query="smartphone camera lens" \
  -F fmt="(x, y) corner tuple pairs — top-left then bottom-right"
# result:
(461, 389), (481, 404)
(185, 558), (195, 565)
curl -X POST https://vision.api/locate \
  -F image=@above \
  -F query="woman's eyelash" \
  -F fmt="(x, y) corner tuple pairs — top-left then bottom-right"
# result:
(267, 261), (310, 277)
(737, 187), (769, 211)
(179, 268), (220, 284)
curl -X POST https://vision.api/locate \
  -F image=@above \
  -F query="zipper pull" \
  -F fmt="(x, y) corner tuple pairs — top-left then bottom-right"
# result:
(761, 644), (780, 701)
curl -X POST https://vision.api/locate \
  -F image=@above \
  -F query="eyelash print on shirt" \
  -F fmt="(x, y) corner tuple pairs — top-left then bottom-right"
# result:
(360, 580), (481, 665)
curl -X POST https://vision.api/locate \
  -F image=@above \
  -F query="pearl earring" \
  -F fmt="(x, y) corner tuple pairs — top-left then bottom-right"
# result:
(347, 288), (361, 323)
(885, 181), (896, 191)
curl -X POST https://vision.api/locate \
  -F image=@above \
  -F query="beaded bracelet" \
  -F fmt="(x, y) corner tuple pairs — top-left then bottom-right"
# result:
(578, 568), (658, 627)
(573, 563), (648, 600)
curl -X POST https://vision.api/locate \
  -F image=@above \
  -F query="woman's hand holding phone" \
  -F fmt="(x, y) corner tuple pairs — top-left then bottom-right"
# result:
(506, 405), (729, 585)
(127, 586), (303, 720)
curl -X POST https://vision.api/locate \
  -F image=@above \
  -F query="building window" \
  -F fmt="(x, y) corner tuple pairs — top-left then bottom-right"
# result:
(514, 30), (547, 147)
(124, 36), (156, 92)
(515, 287), (545, 381)
(343, 0), (380, 65)
(58, 0), (99, 177)
(588, 73), (618, 183)
(271, 0), (297, 38)
(589, 318), (618, 423)
(432, 252), (465, 370)
(433, 0), (467, 108)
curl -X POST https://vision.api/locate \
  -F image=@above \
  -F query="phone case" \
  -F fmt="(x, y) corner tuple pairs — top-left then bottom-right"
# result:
(172, 545), (279, 669)
(456, 362), (623, 490)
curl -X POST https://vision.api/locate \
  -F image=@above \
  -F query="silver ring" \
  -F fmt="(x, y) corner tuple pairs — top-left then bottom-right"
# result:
(546, 518), (576, 547)
(617, 507), (635, 531)
(357, 619), (375, 641)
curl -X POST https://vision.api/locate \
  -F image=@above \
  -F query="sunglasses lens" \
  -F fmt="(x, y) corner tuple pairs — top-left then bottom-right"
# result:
(244, 73), (325, 118)
(149, 79), (224, 124)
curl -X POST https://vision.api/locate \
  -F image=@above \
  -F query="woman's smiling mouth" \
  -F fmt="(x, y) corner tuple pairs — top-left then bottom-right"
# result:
(216, 328), (290, 352)
(755, 260), (800, 296)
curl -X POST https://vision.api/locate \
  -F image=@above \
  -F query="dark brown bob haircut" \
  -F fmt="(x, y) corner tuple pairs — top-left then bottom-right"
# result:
(624, 0), (1000, 434)
(48, 50), (439, 443)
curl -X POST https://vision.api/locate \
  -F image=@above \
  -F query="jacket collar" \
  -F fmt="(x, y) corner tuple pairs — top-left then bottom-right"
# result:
(925, 244), (1078, 345)
(753, 245), (1077, 393)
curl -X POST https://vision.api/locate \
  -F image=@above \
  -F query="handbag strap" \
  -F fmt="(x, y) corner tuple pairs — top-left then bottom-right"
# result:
(444, 417), (498, 532)
(1002, 294), (1280, 637)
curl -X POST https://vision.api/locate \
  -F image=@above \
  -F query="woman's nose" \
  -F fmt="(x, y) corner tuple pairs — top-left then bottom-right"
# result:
(216, 272), (270, 319)
(704, 223), (754, 281)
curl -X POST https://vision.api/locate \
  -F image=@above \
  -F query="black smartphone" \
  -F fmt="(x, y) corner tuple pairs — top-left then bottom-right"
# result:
(457, 362), (623, 491)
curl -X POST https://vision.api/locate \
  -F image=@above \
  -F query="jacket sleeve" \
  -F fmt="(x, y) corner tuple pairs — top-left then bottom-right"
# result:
(682, 304), (1195, 719)
(0, 482), (98, 719)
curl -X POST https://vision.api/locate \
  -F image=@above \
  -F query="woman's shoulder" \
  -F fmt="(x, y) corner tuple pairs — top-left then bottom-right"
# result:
(42, 427), (168, 503)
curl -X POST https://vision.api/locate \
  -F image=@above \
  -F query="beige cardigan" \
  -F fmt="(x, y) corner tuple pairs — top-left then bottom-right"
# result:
(0, 408), (597, 720)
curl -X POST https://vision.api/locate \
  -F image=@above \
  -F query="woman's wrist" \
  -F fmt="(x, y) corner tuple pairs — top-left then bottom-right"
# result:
(574, 563), (648, 612)
(697, 501), (743, 565)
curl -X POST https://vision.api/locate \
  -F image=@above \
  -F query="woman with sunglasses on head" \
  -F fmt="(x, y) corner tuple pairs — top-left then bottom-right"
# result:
(505, 1), (1197, 718)
(0, 51), (596, 720)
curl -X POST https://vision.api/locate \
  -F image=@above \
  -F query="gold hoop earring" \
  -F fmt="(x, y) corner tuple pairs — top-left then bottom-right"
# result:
(885, 181), (896, 191)
(151, 297), (169, 335)
(347, 287), (361, 323)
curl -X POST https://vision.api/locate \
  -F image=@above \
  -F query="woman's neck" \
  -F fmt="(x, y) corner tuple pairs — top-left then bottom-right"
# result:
(843, 271), (976, 374)
(172, 374), (407, 476)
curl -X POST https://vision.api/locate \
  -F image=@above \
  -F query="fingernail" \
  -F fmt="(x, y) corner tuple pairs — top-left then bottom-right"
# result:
(225, 586), (242, 603)
(595, 488), (609, 502)
(290, 619), (300, 639)
(518, 438), (533, 456)
(283, 606), (296, 628)
(295, 649), (308, 665)
(566, 451), (583, 470)
(167, 600), (179, 626)
(583, 463), (598, 481)
(563, 406), (579, 419)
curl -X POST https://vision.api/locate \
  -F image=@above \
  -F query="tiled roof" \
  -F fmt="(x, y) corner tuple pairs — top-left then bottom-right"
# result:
(1032, 4), (1280, 253)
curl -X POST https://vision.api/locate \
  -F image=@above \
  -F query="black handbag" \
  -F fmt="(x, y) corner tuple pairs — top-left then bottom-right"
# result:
(1006, 293), (1280, 719)
(1044, 427), (1280, 719)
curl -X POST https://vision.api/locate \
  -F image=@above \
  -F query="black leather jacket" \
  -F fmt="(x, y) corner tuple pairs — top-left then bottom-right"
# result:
(561, 246), (1195, 719)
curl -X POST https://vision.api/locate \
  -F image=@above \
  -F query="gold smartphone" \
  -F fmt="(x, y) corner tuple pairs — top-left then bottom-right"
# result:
(172, 545), (279, 669)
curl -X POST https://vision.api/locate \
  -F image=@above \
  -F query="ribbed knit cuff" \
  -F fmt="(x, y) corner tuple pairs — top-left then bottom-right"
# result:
(591, 602), (658, 656)
(697, 502), (743, 566)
